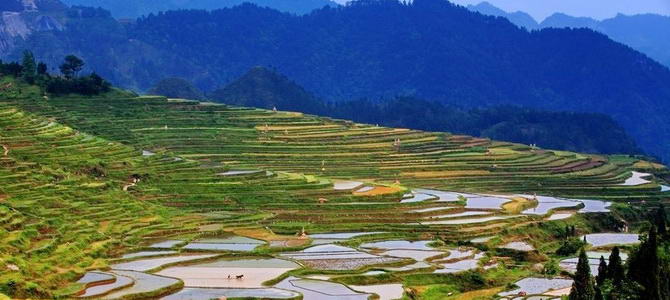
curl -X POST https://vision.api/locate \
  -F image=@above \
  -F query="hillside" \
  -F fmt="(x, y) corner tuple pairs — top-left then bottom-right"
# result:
(468, 2), (670, 68)
(8, 0), (670, 160)
(1, 73), (670, 298)
(60, 0), (339, 17)
(207, 67), (641, 155)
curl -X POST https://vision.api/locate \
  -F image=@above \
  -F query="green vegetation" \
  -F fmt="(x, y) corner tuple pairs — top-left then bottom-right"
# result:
(2, 52), (110, 96)
(0, 70), (669, 299)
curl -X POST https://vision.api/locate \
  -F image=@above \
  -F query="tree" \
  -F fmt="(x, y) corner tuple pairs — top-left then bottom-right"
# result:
(59, 55), (84, 79)
(569, 248), (596, 300)
(608, 246), (625, 285)
(656, 204), (667, 237)
(628, 227), (661, 300)
(21, 50), (36, 84)
(596, 256), (608, 286)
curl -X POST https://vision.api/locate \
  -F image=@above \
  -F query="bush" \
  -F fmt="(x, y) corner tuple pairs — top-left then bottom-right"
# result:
(46, 73), (111, 95)
(556, 237), (586, 256)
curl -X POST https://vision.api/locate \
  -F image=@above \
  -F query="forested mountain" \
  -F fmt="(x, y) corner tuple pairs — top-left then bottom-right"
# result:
(209, 66), (325, 113)
(148, 77), (204, 99)
(7, 0), (670, 160)
(468, 2), (670, 68)
(204, 67), (641, 155)
(59, 0), (339, 17)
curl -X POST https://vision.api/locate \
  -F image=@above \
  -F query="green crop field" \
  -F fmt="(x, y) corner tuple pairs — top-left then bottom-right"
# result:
(1, 77), (668, 299)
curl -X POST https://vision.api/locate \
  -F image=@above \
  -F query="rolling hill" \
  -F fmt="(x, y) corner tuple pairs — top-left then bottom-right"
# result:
(0, 69), (669, 298)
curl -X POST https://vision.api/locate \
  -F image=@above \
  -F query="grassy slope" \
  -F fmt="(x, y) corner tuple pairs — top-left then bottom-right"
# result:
(0, 78), (668, 297)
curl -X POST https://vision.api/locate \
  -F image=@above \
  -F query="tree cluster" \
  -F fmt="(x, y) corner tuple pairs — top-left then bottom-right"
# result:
(0, 52), (110, 96)
(569, 205), (670, 300)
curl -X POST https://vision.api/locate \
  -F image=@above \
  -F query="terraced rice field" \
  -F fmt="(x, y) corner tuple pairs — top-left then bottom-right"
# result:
(1, 82), (669, 299)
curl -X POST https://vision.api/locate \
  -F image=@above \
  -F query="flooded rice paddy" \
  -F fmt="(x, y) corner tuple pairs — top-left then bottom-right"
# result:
(521, 196), (579, 215)
(400, 192), (436, 203)
(76, 187), (648, 299)
(619, 171), (652, 186)
(102, 271), (180, 299)
(161, 287), (300, 299)
(500, 241), (535, 252)
(361, 240), (433, 251)
(465, 196), (511, 209)
(111, 254), (218, 272)
(121, 251), (178, 259)
(581, 233), (640, 247)
(349, 284), (404, 300)
(333, 181), (364, 190)
(381, 249), (444, 261)
(183, 236), (265, 251)
(421, 215), (519, 225)
(156, 258), (299, 288)
(498, 277), (573, 298)
(77, 272), (133, 298)
(281, 244), (400, 270)
(275, 276), (371, 300)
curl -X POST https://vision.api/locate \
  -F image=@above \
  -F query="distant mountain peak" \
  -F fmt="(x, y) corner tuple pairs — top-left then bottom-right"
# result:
(467, 1), (538, 29)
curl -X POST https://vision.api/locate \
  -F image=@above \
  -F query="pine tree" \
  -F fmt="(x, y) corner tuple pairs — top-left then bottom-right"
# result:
(656, 204), (667, 237)
(596, 255), (608, 286)
(608, 246), (625, 285)
(628, 227), (661, 300)
(570, 248), (596, 300)
(21, 50), (36, 84)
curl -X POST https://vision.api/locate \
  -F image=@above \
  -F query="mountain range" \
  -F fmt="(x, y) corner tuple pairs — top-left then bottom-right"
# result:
(468, 1), (670, 68)
(59, 0), (339, 17)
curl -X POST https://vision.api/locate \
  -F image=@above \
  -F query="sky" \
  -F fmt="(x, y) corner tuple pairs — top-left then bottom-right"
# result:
(332, 0), (670, 21)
